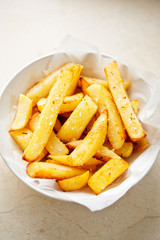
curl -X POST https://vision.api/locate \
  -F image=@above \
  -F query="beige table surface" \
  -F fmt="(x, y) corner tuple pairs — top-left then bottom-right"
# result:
(0, 0), (160, 239)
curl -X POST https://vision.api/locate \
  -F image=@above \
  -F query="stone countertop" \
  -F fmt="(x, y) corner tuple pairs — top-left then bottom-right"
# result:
(0, 0), (160, 239)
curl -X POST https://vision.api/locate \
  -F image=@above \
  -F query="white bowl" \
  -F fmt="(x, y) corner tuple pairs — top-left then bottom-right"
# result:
(0, 52), (160, 211)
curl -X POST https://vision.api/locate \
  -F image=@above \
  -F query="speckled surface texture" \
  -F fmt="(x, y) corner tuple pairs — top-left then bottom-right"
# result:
(0, 0), (160, 239)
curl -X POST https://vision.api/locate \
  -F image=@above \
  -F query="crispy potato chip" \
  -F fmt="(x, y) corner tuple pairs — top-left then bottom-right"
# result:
(87, 84), (126, 149)
(23, 69), (75, 162)
(10, 94), (32, 131)
(104, 61), (146, 141)
(57, 95), (98, 143)
(57, 171), (90, 191)
(27, 162), (86, 179)
(88, 158), (129, 195)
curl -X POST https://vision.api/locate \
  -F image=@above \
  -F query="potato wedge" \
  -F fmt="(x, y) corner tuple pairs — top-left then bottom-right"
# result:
(79, 76), (131, 91)
(130, 100), (149, 152)
(88, 158), (129, 195)
(46, 132), (69, 155)
(9, 128), (47, 161)
(9, 127), (33, 151)
(79, 76), (108, 88)
(28, 111), (61, 133)
(66, 140), (121, 161)
(115, 142), (133, 158)
(57, 171), (90, 191)
(83, 114), (97, 135)
(10, 94), (32, 131)
(26, 63), (75, 106)
(46, 159), (97, 172)
(131, 100), (140, 115)
(36, 98), (46, 112)
(48, 155), (103, 166)
(60, 92), (84, 113)
(37, 93), (84, 114)
(28, 112), (41, 132)
(68, 110), (108, 165)
(81, 79), (90, 95)
(26, 162), (86, 179)
(23, 70), (74, 162)
(104, 61), (146, 141)
(57, 95), (98, 143)
(134, 138), (149, 152)
(86, 84), (126, 149)
(66, 65), (83, 95)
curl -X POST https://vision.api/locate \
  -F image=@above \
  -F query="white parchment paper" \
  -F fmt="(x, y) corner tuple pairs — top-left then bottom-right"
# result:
(0, 35), (160, 211)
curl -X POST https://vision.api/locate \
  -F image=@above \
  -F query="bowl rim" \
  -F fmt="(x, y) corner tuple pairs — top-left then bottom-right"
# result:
(0, 52), (160, 209)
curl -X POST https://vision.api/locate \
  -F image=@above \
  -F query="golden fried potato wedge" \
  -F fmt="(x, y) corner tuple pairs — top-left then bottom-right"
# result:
(60, 92), (84, 113)
(115, 142), (133, 158)
(96, 146), (122, 161)
(66, 140), (121, 161)
(57, 171), (90, 191)
(48, 155), (103, 166)
(88, 158), (129, 195)
(10, 94), (32, 131)
(46, 159), (97, 172)
(37, 93), (84, 114)
(83, 115), (97, 135)
(79, 76), (131, 91)
(87, 84), (126, 149)
(26, 63), (75, 106)
(57, 95), (98, 143)
(9, 127), (33, 151)
(46, 132), (69, 155)
(104, 61), (146, 141)
(131, 100), (140, 115)
(28, 112), (41, 132)
(23, 70), (74, 162)
(134, 138), (149, 152)
(79, 76), (108, 88)
(26, 162), (86, 179)
(36, 98), (46, 112)
(50, 111), (107, 166)
(28, 111), (61, 133)
(81, 79), (90, 95)
(68, 110), (108, 166)
(130, 100), (149, 152)
(9, 128), (47, 161)
(66, 65), (83, 95)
